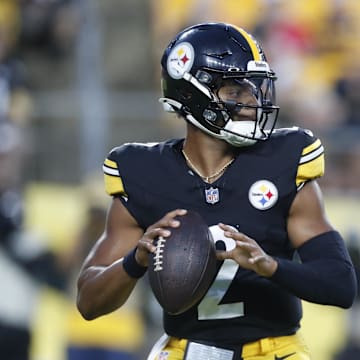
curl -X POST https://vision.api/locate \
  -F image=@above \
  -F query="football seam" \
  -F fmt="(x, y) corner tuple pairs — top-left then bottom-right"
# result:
(148, 212), (217, 314)
(153, 236), (166, 271)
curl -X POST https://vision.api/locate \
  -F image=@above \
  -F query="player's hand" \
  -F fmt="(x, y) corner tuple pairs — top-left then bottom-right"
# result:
(135, 209), (188, 266)
(216, 223), (278, 277)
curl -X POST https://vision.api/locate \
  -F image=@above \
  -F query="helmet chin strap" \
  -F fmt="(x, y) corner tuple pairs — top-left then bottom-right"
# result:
(187, 113), (260, 148)
(159, 93), (264, 148)
(218, 95), (265, 147)
(185, 114), (224, 139)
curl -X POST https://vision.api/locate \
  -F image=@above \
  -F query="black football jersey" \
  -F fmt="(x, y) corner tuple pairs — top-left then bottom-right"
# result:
(103, 127), (324, 346)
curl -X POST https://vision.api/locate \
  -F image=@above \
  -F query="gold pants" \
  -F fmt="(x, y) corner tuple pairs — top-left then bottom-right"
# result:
(148, 332), (311, 360)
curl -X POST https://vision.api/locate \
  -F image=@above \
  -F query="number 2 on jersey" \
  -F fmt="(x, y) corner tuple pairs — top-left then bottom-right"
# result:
(198, 225), (244, 320)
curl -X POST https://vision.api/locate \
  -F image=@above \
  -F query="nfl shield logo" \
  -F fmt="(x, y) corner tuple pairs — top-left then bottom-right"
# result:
(205, 187), (219, 204)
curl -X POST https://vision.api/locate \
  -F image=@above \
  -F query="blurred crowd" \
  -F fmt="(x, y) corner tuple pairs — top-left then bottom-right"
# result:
(1, 0), (359, 190)
(0, 1), (148, 360)
(0, 1), (359, 360)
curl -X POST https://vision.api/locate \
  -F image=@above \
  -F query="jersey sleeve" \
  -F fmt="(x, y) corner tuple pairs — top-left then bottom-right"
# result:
(102, 147), (127, 197)
(296, 132), (325, 190)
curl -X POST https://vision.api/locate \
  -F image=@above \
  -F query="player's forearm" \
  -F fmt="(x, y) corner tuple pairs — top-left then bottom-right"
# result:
(76, 260), (137, 320)
(270, 231), (357, 308)
(271, 257), (356, 307)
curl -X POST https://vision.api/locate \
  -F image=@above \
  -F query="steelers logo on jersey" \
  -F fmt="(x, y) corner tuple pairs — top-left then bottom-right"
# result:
(167, 42), (195, 79)
(248, 180), (278, 210)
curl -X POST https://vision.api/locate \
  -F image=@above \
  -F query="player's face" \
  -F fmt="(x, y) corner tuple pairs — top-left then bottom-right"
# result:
(217, 80), (258, 121)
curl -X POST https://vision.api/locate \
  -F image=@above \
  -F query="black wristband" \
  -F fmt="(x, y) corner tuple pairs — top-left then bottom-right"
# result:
(122, 247), (147, 279)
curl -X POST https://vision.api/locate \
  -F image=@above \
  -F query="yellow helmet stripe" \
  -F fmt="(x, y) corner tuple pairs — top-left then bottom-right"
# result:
(234, 26), (261, 61)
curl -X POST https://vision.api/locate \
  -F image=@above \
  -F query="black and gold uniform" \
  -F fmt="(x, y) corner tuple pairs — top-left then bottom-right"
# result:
(103, 127), (324, 349)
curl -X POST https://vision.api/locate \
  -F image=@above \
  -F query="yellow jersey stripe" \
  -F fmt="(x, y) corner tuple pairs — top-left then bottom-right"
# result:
(104, 173), (126, 196)
(103, 164), (119, 176)
(235, 27), (261, 61)
(299, 144), (324, 165)
(302, 139), (321, 156)
(296, 154), (325, 187)
(104, 158), (117, 168)
(103, 156), (127, 195)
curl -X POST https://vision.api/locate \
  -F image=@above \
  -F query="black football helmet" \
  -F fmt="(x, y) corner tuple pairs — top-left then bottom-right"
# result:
(160, 22), (280, 146)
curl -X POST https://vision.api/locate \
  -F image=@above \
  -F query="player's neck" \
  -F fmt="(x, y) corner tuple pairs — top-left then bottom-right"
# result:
(182, 129), (235, 183)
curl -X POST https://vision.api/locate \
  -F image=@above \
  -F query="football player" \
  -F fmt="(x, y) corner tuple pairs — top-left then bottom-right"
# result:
(76, 23), (357, 360)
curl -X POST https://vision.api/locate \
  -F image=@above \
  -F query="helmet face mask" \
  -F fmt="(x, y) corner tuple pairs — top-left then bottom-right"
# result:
(160, 22), (280, 147)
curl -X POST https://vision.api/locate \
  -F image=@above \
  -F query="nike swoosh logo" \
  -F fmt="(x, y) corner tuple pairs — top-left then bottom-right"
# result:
(274, 352), (296, 360)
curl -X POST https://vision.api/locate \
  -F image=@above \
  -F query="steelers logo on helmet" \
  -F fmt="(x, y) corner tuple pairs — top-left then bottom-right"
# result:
(167, 42), (195, 79)
(248, 180), (278, 210)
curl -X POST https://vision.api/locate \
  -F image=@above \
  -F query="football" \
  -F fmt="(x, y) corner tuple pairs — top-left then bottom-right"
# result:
(148, 210), (217, 315)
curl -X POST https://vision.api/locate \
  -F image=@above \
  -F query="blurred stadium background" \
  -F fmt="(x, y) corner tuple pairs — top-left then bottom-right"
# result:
(1, 1), (360, 360)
